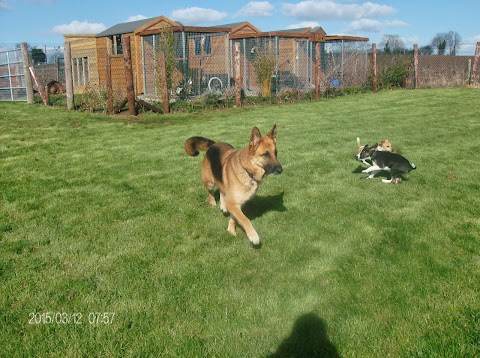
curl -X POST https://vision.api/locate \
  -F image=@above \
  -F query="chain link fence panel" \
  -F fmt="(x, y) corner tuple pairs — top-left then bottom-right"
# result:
(417, 55), (475, 88)
(1, 40), (478, 106)
(0, 48), (26, 101)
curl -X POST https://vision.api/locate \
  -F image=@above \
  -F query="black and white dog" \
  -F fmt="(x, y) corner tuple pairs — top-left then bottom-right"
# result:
(356, 137), (392, 166)
(356, 143), (416, 184)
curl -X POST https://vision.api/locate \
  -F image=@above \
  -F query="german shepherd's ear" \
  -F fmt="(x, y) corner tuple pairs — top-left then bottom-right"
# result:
(250, 126), (262, 150)
(267, 124), (277, 142)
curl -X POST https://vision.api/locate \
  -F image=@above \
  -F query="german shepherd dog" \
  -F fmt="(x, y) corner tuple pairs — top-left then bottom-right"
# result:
(185, 125), (282, 245)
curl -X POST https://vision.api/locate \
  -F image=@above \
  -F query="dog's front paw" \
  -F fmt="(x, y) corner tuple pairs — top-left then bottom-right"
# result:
(248, 232), (261, 246)
(227, 219), (236, 236)
(361, 169), (369, 173)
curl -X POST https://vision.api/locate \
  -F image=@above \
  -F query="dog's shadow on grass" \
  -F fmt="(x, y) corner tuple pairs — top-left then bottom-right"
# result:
(267, 312), (342, 358)
(352, 165), (408, 181)
(352, 164), (366, 174)
(243, 191), (287, 220)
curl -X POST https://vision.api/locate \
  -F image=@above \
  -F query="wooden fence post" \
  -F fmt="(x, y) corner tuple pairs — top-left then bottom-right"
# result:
(234, 42), (241, 107)
(64, 41), (74, 110)
(413, 44), (419, 89)
(28, 67), (49, 105)
(467, 59), (472, 83)
(315, 43), (321, 99)
(372, 43), (377, 93)
(471, 42), (480, 85)
(105, 52), (113, 115)
(121, 35), (137, 116)
(20, 43), (34, 104)
(158, 51), (170, 114)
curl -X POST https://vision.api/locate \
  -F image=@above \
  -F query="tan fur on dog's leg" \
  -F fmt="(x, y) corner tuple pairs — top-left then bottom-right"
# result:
(207, 190), (216, 206)
(227, 218), (236, 236)
(219, 193), (227, 213)
(226, 202), (260, 245)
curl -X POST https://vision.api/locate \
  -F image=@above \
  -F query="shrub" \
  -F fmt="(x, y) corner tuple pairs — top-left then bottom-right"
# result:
(78, 85), (125, 113)
(379, 61), (410, 89)
(79, 85), (108, 112)
(252, 49), (276, 97)
(155, 30), (176, 95)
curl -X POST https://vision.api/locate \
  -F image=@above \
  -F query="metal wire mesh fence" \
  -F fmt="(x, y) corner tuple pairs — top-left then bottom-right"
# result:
(1, 40), (479, 108)
(139, 34), (371, 101)
(141, 31), (231, 99)
(0, 45), (65, 101)
(0, 48), (26, 101)
(372, 52), (478, 89)
(32, 46), (65, 89)
(321, 41), (370, 89)
(416, 55), (476, 88)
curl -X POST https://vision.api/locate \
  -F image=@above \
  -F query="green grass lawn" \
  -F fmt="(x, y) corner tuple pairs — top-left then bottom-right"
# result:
(1, 88), (479, 357)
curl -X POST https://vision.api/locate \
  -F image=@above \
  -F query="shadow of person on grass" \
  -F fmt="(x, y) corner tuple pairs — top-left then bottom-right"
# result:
(267, 313), (342, 358)
(242, 191), (287, 220)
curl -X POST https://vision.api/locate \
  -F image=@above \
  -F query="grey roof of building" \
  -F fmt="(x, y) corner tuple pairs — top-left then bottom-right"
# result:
(309, 26), (324, 33)
(272, 27), (310, 33)
(96, 19), (251, 38)
(209, 22), (245, 29)
(96, 17), (158, 37)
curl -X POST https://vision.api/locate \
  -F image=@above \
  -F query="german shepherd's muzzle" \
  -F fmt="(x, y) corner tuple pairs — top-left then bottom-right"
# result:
(185, 125), (282, 245)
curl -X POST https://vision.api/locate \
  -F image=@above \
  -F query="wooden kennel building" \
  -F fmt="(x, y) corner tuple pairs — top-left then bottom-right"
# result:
(64, 15), (368, 97)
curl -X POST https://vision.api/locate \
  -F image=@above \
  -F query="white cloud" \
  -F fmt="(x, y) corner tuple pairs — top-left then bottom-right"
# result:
(385, 20), (409, 28)
(51, 20), (107, 35)
(465, 34), (480, 43)
(287, 21), (321, 29)
(27, 0), (55, 4)
(346, 18), (409, 33)
(126, 15), (148, 22)
(282, 0), (396, 21)
(236, 1), (274, 17)
(459, 34), (480, 55)
(171, 7), (228, 25)
(348, 19), (382, 32)
(403, 36), (422, 45)
(0, 1), (13, 10)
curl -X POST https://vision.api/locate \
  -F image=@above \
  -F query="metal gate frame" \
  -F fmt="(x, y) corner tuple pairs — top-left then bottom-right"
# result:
(0, 48), (27, 101)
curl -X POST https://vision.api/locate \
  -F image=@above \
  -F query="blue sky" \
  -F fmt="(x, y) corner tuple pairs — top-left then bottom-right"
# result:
(1, 0), (479, 54)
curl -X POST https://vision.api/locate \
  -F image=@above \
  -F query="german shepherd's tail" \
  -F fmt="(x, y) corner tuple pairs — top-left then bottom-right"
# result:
(185, 136), (215, 156)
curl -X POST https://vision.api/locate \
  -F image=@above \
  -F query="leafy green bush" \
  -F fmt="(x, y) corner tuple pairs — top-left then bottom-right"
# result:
(252, 49), (276, 97)
(79, 85), (108, 112)
(379, 61), (410, 89)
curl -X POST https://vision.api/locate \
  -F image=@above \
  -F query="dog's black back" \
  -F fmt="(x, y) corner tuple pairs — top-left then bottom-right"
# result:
(372, 151), (416, 174)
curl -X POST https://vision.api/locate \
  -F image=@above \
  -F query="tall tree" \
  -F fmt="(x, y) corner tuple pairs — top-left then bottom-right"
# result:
(432, 34), (446, 55)
(31, 47), (46, 64)
(431, 32), (462, 55)
(446, 31), (462, 55)
(419, 45), (433, 55)
(379, 34), (406, 54)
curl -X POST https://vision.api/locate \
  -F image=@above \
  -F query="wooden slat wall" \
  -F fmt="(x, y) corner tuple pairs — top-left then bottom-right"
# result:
(66, 36), (100, 92)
